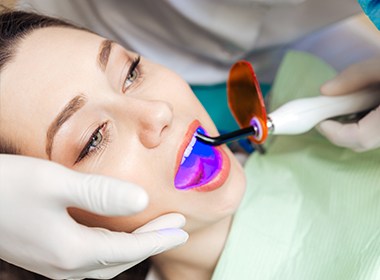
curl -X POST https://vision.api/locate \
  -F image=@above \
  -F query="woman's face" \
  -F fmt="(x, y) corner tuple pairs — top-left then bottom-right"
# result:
(0, 27), (246, 233)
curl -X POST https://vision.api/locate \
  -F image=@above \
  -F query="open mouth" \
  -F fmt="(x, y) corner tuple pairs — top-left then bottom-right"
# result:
(174, 127), (224, 190)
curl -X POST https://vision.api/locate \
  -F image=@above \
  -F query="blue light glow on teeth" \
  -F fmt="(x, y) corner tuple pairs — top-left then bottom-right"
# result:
(181, 134), (197, 165)
(174, 127), (222, 190)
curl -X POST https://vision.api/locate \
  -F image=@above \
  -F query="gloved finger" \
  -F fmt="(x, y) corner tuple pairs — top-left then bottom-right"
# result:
(64, 172), (149, 216)
(133, 213), (186, 233)
(317, 120), (360, 149)
(317, 106), (380, 152)
(321, 58), (380, 95)
(84, 225), (188, 264)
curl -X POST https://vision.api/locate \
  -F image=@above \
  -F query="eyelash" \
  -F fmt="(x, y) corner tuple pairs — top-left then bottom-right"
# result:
(122, 55), (141, 93)
(75, 121), (111, 164)
(74, 55), (139, 164)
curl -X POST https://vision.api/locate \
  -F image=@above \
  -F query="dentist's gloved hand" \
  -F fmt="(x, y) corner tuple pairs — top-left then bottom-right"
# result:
(0, 155), (188, 279)
(318, 58), (380, 152)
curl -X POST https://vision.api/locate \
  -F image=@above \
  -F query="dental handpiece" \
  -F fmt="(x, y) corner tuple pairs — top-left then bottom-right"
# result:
(196, 87), (380, 146)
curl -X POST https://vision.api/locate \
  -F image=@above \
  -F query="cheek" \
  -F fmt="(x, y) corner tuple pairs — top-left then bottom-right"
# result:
(70, 147), (178, 232)
(171, 85), (214, 126)
(156, 72), (201, 112)
(67, 204), (171, 233)
(67, 163), (177, 233)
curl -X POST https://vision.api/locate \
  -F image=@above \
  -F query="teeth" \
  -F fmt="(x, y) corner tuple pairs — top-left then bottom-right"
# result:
(181, 134), (197, 165)
(184, 145), (192, 157)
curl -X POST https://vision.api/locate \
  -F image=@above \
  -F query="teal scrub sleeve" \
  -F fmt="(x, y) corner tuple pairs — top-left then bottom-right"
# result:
(358, 0), (380, 29)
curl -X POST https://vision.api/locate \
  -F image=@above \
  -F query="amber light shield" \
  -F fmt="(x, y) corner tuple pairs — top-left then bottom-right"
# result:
(227, 61), (268, 144)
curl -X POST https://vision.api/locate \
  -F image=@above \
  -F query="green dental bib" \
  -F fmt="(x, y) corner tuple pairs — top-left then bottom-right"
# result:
(212, 51), (380, 280)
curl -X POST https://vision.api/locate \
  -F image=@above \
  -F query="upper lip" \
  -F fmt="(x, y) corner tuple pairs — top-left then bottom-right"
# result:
(174, 120), (201, 175)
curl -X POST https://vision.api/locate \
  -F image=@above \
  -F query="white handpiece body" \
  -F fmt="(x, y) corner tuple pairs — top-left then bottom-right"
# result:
(268, 87), (380, 135)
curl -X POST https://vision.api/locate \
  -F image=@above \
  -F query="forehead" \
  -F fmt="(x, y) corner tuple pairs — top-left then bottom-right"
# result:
(9, 27), (101, 81)
(0, 27), (102, 157)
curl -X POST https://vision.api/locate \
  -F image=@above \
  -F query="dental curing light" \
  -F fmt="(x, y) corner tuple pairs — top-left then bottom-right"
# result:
(196, 60), (380, 146)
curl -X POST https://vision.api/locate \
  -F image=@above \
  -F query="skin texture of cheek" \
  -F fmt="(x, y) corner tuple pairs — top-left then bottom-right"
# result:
(67, 206), (165, 233)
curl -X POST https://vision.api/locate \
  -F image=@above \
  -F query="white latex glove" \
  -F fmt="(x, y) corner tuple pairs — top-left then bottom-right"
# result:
(0, 155), (188, 279)
(318, 58), (380, 152)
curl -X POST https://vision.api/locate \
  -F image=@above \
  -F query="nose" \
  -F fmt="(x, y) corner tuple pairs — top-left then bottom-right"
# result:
(129, 99), (173, 148)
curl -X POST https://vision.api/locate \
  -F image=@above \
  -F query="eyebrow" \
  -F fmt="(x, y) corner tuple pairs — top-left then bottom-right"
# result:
(46, 95), (86, 159)
(98, 39), (114, 71)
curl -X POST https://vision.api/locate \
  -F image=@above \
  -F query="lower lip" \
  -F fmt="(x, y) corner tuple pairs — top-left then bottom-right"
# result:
(192, 147), (230, 192)
(174, 125), (231, 192)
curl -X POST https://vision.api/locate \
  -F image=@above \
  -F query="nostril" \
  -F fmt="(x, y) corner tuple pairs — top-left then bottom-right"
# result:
(159, 123), (170, 138)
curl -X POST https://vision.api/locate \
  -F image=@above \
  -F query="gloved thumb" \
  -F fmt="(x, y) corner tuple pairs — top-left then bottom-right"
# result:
(63, 171), (149, 216)
(321, 58), (380, 96)
(317, 105), (380, 152)
(133, 213), (187, 233)
(85, 213), (188, 265)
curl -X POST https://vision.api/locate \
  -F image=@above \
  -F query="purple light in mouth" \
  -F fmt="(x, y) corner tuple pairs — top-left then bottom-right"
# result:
(174, 127), (223, 190)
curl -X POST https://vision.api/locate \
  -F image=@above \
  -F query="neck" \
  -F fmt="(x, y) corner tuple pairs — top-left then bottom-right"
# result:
(151, 215), (232, 280)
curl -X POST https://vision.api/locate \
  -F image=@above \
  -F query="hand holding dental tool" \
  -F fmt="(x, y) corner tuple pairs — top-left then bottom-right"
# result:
(0, 155), (188, 279)
(196, 61), (380, 147)
(318, 57), (380, 152)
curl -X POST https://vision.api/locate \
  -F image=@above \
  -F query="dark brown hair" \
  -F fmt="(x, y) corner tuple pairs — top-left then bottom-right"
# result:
(0, 9), (150, 280)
